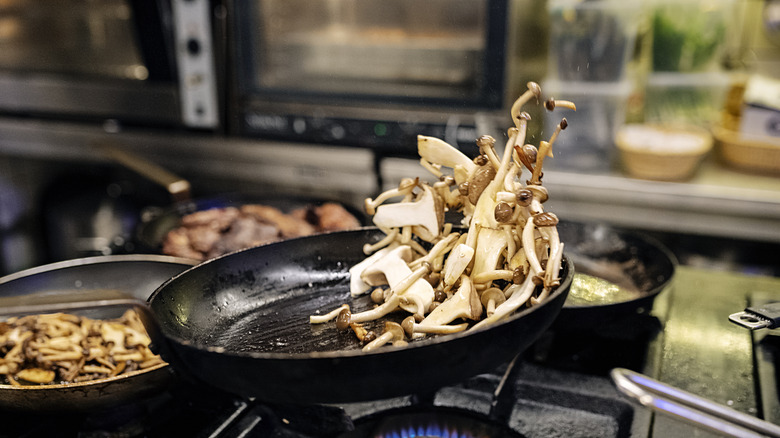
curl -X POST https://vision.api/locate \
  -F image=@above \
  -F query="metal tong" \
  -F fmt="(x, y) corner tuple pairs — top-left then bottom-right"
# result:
(611, 367), (780, 438)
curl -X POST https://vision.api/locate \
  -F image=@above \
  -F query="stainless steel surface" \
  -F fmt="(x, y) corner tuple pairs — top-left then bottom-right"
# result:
(0, 73), (180, 125)
(247, 0), (487, 96)
(612, 368), (780, 438)
(0, 0), (144, 77)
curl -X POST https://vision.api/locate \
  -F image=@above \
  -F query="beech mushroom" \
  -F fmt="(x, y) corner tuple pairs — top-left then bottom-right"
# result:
(481, 288), (507, 317)
(362, 322), (406, 352)
(310, 80), (573, 346)
(401, 316), (468, 339)
(364, 178), (417, 215)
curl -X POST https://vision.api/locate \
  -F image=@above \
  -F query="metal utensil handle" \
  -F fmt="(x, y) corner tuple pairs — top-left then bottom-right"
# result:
(95, 141), (192, 203)
(611, 368), (780, 438)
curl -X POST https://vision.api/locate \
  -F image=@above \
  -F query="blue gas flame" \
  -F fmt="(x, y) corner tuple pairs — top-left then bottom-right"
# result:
(379, 422), (477, 438)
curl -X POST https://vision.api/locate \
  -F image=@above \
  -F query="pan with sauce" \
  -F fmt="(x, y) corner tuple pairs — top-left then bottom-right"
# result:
(565, 273), (642, 307)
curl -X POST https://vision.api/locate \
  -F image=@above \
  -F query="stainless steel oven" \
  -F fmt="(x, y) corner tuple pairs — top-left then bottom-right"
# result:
(225, 0), (516, 155)
(0, 0), (220, 130)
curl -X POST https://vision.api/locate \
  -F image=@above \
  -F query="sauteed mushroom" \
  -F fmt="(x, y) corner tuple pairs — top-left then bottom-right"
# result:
(0, 310), (163, 386)
(311, 82), (576, 349)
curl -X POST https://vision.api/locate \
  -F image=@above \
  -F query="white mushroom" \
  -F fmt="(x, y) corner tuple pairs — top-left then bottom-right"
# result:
(418, 135), (477, 185)
(419, 275), (482, 328)
(360, 245), (434, 316)
(372, 184), (443, 242)
(441, 243), (474, 288)
(348, 245), (396, 297)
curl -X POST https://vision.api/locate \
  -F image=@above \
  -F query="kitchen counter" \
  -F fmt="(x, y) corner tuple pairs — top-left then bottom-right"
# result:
(645, 266), (780, 436)
(381, 155), (780, 246)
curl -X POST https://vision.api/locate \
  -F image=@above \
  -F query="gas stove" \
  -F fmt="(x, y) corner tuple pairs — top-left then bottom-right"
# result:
(3, 266), (779, 438)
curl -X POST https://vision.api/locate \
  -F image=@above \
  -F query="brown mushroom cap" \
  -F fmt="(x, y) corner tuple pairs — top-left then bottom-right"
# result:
(527, 185), (549, 203)
(533, 212), (559, 227)
(335, 308), (351, 331)
(468, 165), (497, 205)
(383, 321), (405, 341)
(494, 202), (514, 223)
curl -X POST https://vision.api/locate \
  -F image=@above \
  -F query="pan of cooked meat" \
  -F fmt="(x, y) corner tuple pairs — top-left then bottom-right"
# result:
(94, 141), (365, 261)
(135, 194), (365, 261)
(0, 254), (196, 412)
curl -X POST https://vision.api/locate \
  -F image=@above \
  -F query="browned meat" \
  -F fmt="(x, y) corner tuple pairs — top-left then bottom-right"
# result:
(206, 217), (279, 259)
(240, 204), (316, 238)
(161, 202), (360, 261)
(313, 202), (361, 231)
(180, 207), (240, 229)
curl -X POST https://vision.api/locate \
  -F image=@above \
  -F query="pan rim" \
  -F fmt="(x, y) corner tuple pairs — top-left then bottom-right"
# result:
(154, 239), (574, 361)
(0, 362), (169, 391)
(0, 254), (199, 286)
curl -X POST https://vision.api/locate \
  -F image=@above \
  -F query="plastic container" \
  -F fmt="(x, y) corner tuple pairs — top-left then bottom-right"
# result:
(616, 123), (713, 181)
(542, 79), (634, 172)
(651, 0), (734, 72)
(643, 71), (732, 126)
(547, 0), (642, 82)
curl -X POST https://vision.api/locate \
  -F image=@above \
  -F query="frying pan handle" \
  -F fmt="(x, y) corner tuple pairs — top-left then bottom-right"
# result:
(611, 368), (780, 438)
(95, 141), (192, 203)
(0, 289), (163, 346)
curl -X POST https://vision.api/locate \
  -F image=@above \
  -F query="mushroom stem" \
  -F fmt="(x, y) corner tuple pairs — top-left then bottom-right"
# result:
(363, 228), (399, 255)
(521, 216), (543, 273)
(401, 316), (468, 339)
(309, 304), (349, 324)
(510, 82), (542, 130)
(530, 118), (567, 185)
(472, 273), (538, 330)
(364, 178), (418, 215)
(472, 270), (514, 284)
(350, 294), (401, 323)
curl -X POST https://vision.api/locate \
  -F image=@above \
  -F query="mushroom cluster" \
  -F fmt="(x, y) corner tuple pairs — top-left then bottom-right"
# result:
(0, 310), (163, 385)
(310, 82), (575, 351)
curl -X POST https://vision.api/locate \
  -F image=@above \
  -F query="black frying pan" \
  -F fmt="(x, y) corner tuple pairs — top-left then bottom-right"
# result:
(0, 254), (197, 412)
(2, 228), (574, 405)
(556, 220), (677, 329)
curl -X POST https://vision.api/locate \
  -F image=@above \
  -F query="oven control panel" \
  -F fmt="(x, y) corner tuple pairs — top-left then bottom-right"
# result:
(171, 0), (219, 129)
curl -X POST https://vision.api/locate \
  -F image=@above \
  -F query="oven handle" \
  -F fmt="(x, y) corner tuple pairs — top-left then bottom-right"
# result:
(611, 368), (780, 438)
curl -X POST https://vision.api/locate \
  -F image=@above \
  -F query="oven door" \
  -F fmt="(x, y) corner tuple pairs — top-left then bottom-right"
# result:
(0, 0), (219, 129)
(227, 0), (508, 151)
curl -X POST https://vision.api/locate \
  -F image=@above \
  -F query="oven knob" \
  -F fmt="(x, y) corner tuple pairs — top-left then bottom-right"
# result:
(330, 124), (346, 140)
(187, 38), (201, 56)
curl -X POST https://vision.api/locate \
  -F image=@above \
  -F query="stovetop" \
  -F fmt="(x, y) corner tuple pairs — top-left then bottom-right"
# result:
(3, 266), (780, 438)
